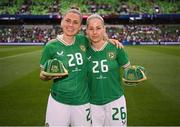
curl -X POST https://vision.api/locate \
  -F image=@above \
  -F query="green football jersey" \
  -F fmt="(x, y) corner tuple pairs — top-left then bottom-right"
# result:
(87, 42), (130, 105)
(40, 34), (90, 105)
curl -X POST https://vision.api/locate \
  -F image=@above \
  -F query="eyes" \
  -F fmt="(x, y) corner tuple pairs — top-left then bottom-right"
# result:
(88, 26), (103, 31)
(65, 19), (79, 25)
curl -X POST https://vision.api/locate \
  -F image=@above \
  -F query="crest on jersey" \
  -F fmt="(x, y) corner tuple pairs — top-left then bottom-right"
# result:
(80, 45), (86, 52)
(107, 51), (116, 60)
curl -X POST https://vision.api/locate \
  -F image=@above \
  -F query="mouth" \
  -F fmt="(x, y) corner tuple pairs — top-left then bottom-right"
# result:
(67, 29), (74, 32)
(92, 36), (98, 38)
(65, 27), (74, 32)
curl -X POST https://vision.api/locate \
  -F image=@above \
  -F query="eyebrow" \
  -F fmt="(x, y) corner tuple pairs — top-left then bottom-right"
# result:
(66, 17), (79, 22)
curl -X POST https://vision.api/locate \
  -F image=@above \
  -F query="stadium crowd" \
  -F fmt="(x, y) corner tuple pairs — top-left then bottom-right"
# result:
(0, 0), (179, 44)
(0, 25), (179, 43)
(119, 25), (180, 43)
(0, 25), (60, 43)
(0, 0), (179, 15)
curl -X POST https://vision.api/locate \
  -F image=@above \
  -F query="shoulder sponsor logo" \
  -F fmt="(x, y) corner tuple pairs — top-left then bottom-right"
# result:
(87, 56), (91, 60)
(57, 51), (64, 56)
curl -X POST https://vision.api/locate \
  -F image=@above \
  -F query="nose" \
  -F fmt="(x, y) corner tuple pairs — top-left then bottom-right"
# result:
(93, 29), (97, 34)
(69, 22), (73, 26)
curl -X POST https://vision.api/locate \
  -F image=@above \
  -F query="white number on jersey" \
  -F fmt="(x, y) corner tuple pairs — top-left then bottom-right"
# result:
(92, 59), (108, 73)
(67, 53), (83, 67)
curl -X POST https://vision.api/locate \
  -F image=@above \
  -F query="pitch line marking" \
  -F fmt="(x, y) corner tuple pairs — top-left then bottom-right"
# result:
(0, 50), (41, 60)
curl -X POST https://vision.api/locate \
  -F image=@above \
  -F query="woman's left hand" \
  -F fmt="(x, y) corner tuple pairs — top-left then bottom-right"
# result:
(109, 39), (124, 48)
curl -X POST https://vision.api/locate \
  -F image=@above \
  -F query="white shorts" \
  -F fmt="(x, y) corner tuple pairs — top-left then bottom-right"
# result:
(91, 95), (127, 127)
(45, 94), (91, 127)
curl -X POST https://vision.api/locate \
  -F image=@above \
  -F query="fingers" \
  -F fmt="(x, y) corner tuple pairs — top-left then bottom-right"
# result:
(40, 71), (52, 81)
(113, 39), (124, 49)
(52, 76), (62, 79)
(109, 39), (124, 49)
(118, 42), (124, 49)
(40, 71), (65, 81)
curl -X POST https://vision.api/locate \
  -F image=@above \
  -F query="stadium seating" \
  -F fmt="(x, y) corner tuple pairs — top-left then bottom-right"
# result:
(0, 0), (179, 44)
(0, 24), (179, 43)
(0, 0), (179, 15)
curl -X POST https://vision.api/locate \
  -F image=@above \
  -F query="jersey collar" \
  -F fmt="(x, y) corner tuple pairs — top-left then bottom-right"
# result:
(91, 41), (108, 52)
(56, 34), (75, 46)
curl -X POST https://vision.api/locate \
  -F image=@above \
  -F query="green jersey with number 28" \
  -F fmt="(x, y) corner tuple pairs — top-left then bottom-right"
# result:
(40, 34), (90, 105)
(87, 42), (130, 105)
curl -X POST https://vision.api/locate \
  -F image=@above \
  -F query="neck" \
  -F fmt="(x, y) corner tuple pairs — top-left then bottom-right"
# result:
(62, 34), (75, 45)
(91, 40), (106, 51)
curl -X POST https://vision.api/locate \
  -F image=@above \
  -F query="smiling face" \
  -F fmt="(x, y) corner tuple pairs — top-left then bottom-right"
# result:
(61, 12), (82, 37)
(86, 17), (105, 44)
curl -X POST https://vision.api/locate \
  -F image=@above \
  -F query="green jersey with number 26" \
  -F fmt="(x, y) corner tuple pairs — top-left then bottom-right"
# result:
(40, 34), (90, 105)
(87, 42), (130, 105)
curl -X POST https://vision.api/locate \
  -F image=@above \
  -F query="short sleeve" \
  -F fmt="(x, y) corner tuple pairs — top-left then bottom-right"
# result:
(40, 44), (52, 69)
(117, 48), (130, 68)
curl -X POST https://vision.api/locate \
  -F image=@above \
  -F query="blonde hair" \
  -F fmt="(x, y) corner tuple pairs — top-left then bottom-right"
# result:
(86, 14), (109, 41)
(86, 14), (104, 27)
(63, 9), (83, 23)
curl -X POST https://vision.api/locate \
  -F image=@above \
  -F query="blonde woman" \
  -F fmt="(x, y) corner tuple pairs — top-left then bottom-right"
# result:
(86, 14), (130, 127)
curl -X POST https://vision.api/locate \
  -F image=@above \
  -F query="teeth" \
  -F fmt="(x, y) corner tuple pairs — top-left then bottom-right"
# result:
(67, 29), (73, 32)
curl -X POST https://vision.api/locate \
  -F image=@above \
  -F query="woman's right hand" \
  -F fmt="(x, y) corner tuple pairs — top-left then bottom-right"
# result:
(40, 71), (51, 81)
(40, 71), (62, 81)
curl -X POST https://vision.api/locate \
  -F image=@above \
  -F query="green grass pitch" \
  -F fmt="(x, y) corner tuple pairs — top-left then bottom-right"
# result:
(0, 45), (180, 126)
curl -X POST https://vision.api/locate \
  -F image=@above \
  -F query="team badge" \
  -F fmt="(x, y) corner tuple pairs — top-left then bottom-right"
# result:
(107, 51), (116, 60)
(80, 45), (86, 52)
